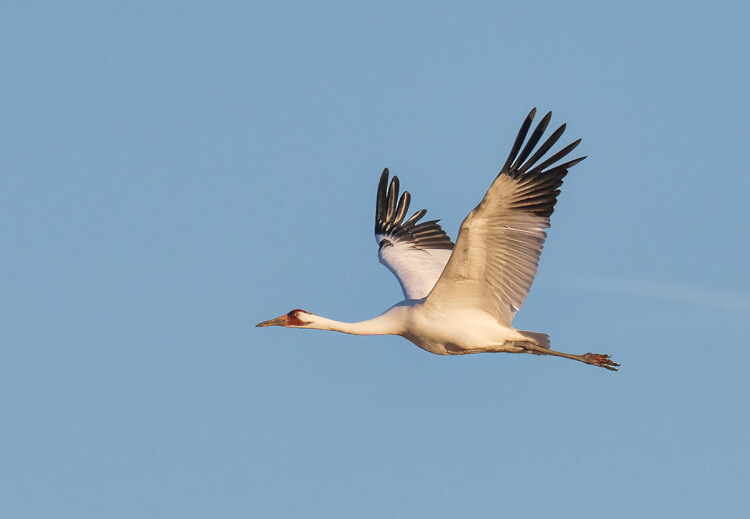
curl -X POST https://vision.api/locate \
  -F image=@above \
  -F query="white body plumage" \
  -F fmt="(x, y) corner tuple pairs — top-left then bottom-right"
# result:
(392, 301), (530, 355)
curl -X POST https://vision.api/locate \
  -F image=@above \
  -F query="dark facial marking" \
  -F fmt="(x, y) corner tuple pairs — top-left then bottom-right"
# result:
(286, 309), (307, 327)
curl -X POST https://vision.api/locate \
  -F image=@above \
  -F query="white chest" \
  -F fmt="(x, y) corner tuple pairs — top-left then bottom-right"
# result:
(401, 304), (523, 355)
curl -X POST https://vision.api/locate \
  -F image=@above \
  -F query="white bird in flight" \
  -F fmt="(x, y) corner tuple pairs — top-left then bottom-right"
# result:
(257, 109), (618, 371)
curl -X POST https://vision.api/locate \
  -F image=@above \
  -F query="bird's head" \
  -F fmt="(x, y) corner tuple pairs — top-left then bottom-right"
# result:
(256, 308), (315, 328)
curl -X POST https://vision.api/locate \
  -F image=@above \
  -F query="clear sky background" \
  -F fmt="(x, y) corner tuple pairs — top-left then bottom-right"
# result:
(2, 1), (749, 517)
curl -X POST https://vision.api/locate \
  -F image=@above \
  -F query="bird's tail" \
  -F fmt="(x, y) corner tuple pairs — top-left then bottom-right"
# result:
(518, 331), (551, 350)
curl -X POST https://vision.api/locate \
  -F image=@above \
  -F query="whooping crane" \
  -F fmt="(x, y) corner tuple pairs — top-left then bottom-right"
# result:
(257, 109), (618, 371)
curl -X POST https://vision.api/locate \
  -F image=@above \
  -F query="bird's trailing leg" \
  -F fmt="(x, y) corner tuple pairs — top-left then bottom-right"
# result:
(581, 353), (620, 371)
(521, 343), (619, 371)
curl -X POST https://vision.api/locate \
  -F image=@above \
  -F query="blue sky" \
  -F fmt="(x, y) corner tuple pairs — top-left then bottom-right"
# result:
(2, 1), (749, 517)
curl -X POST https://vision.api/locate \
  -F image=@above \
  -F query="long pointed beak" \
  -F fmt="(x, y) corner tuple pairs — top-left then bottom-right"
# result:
(256, 316), (286, 328)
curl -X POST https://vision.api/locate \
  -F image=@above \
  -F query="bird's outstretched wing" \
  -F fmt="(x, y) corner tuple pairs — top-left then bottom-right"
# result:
(424, 109), (585, 326)
(375, 168), (454, 300)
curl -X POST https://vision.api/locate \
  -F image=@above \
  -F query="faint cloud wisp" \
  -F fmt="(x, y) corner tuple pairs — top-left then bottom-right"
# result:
(555, 273), (750, 316)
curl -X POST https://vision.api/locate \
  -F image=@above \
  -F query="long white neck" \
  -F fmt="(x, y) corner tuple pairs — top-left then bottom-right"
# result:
(303, 309), (404, 336)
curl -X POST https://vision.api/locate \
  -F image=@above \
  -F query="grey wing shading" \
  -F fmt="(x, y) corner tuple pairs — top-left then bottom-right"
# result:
(424, 109), (586, 325)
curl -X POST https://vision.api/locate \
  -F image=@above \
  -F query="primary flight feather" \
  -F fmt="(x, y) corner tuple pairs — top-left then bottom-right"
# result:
(257, 109), (618, 371)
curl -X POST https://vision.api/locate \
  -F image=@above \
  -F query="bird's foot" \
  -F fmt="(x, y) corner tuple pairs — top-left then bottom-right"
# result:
(583, 353), (619, 371)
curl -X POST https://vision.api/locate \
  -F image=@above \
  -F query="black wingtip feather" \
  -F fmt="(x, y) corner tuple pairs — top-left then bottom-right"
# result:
(502, 109), (536, 172)
(498, 110), (586, 218)
(394, 191), (410, 226)
(376, 168), (389, 230)
(527, 139), (582, 174)
(511, 111), (551, 171)
(386, 176), (399, 222)
(374, 169), (454, 251)
(501, 110), (584, 178)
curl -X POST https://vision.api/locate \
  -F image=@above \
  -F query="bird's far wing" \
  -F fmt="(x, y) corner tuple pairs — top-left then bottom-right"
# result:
(424, 109), (586, 326)
(374, 168), (454, 300)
